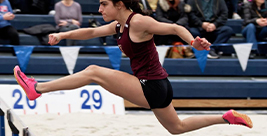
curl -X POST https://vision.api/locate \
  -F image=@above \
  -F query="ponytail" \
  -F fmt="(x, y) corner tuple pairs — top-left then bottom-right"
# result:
(128, 0), (146, 15)
(111, 0), (147, 15)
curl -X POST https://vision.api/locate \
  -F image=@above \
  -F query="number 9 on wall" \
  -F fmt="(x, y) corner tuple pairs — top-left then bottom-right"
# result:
(80, 89), (102, 110)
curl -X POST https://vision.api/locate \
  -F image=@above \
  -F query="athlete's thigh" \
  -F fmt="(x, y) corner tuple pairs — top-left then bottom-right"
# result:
(91, 66), (150, 108)
(152, 103), (181, 132)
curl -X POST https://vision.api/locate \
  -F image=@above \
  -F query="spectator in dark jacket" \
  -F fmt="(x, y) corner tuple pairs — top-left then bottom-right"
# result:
(154, 0), (190, 45)
(242, 0), (267, 59)
(187, 0), (233, 59)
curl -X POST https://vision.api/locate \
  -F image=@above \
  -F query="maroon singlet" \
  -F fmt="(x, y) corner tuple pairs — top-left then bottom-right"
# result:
(116, 12), (168, 80)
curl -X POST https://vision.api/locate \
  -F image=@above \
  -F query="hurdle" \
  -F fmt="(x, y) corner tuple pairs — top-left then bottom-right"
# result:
(0, 96), (35, 136)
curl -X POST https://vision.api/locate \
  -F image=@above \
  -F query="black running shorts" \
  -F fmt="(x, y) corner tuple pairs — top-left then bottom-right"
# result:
(139, 78), (173, 109)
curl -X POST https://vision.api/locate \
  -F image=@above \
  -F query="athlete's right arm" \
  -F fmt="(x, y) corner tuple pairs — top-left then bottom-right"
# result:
(48, 21), (118, 45)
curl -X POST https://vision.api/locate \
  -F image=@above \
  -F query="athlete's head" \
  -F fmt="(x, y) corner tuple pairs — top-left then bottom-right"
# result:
(99, 0), (144, 22)
(110, 0), (144, 14)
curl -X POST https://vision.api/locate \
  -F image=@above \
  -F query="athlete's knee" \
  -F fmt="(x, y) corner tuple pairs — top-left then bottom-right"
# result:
(167, 124), (186, 135)
(85, 65), (99, 71)
(168, 129), (183, 135)
(83, 65), (101, 79)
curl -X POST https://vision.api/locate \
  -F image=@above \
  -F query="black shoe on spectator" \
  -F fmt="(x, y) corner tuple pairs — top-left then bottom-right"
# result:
(207, 49), (219, 59)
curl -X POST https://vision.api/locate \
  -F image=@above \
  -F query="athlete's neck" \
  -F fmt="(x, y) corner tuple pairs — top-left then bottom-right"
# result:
(116, 10), (133, 27)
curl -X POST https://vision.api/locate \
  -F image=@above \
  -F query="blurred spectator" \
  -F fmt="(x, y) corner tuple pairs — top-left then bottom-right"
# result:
(244, 0), (253, 3)
(8, 0), (30, 13)
(6, 0), (55, 14)
(154, 0), (194, 58)
(8, 0), (54, 14)
(0, 0), (20, 45)
(154, 0), (188, 44)
(225, 0), (242, 19)
(147, 0), (159, 12)
(139, 0), (154, 17)
(31, 0), (55, 14)
(9, 0), (20, 11)
(54, 0), (82, 46)
(242, 0), (267, 59)
(187, 0), (233, 59)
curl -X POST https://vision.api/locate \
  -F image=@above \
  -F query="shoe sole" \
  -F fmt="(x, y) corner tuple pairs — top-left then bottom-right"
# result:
(232, 110), (253, 128)
(13, 66), (30, 100)
(207, 54), (219, 59)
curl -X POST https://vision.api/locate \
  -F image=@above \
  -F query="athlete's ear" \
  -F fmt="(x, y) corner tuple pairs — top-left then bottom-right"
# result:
(115, 1), (124, 9)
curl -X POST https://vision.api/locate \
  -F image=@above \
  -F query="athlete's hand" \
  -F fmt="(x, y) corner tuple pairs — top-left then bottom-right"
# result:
(192, 36), (211, 51)
(48, 33), (61, 45)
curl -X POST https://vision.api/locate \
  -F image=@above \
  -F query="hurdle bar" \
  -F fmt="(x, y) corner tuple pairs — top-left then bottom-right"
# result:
(0, 96), (8, 136)
(0, 108), (5, 136)
(0, 96), (35, 136)
(7, 110), (20, 136)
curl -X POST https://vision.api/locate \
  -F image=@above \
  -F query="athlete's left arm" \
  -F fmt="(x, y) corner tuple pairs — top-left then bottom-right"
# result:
(136, 15), (194, 45)
(133, 15), (210, 50)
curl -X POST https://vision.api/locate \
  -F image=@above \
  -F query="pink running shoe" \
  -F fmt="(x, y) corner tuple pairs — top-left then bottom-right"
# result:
(223, 109), (253, 128)
(14, 65), (41, 100)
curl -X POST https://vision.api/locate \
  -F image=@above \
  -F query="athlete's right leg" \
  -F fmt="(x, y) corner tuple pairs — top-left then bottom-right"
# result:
(152, 103), (253, 134)
(152, 103), (225, 134)
(14, 65), (150, 108)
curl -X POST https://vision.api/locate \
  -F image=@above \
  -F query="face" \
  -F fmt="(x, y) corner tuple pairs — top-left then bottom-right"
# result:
(99, 0), (119, 22)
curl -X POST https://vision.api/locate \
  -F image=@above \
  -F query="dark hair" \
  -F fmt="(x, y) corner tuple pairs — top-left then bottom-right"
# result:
(110, 0), (147, 15)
